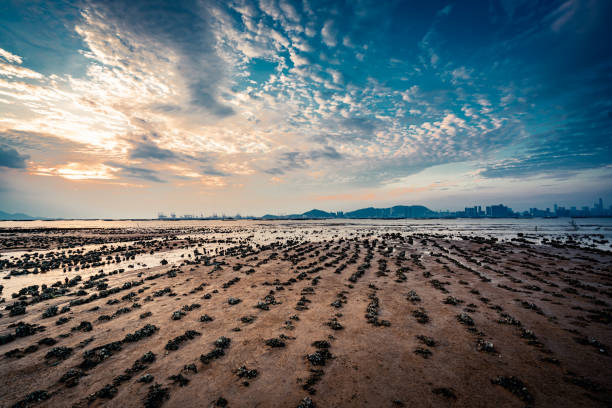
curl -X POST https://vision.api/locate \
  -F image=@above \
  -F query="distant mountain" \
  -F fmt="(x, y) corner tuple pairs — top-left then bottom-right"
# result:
(0, 210), (41, 220)
(345, 205), (435, 219)
(261, 205), (435, 220)
(302, 209), (334, 218)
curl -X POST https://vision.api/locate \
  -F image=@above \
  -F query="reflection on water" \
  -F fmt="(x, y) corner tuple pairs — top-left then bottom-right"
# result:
(1, 217), (611, 235)
(1, 218), (610, 296)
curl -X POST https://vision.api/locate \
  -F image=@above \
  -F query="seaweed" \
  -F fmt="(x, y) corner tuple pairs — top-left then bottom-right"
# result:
(416, 335), (436, 347)
(412, 309), (430, 324)
(491, 376), (533, 404)
(265, 338), (286, 348)
(237, 365), (258, 379)
(59, 369), (85, 387)
(432, 387), (456, 399)
(165, 330), (201, 351)
(143, 383), (169, 408)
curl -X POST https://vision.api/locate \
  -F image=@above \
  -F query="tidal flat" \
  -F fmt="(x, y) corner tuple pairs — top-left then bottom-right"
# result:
(0, 220), (610, 407)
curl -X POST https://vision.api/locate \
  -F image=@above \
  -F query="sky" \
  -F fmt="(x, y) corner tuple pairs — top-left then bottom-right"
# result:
(0, 0), (611, 218)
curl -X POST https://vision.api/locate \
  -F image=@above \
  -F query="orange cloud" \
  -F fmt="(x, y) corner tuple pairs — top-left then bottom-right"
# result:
(31, 162), (116, 180)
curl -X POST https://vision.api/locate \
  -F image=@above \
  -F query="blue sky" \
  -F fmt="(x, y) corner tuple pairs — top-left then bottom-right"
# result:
(0, 0), (610, 217)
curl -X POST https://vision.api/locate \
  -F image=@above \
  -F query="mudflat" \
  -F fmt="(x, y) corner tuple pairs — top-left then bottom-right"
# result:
(0, 225), (610, 407)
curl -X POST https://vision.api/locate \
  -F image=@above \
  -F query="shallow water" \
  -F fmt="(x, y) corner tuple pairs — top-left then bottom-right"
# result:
(1, 217), (611, 236)
(1, 218), (610, 296)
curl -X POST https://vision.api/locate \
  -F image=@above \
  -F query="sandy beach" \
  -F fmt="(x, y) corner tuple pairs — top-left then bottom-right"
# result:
(0, 222), (610, 407)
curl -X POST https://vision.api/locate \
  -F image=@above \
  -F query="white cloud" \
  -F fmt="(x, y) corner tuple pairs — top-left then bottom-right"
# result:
(401, 85), (419, 102)
(289, 50), (309, 66)
(342, 36), (355, 48)
(0, 48), (23, 64)
(321, 20), (337, 47)
(279, 0), (300, 22)
(327, 68), (343, 84)
(450, 66), (471, 84)
(259, 0), (281, 20)
(0, 62), (43, 79)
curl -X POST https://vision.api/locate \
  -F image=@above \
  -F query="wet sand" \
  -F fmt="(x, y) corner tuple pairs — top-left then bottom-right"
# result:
(0, 225), (611, 407)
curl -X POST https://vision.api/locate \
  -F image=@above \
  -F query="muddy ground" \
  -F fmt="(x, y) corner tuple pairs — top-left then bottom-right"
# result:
(0, 227), (610, 407)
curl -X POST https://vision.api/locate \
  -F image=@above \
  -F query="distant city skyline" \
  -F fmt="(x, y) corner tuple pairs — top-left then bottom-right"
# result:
(3, 196), (610, 220)
(0, 1), (611, 218)
(152, 196), (612, 219)
(1, 193), (612, 220)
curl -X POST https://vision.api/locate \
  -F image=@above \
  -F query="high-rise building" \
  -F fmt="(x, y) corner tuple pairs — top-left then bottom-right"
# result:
(489, 204), (513, 217)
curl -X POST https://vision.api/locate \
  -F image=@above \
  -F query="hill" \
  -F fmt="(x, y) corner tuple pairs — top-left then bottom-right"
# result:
(261, 205), (435, 219)
(0, 210), (40, 220)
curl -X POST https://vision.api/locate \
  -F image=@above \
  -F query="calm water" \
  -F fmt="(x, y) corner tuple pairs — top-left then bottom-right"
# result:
(1, 217), (611, 240)
(1, 218), (610, 295)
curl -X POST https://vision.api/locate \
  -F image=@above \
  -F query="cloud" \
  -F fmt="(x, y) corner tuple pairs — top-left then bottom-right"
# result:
(82, 0), (234, 119)
(550, 0), (578, 32)
(309, 146), (342, 160)
(264, 146), (343, 174)
(418, 4), (454, 69)
(279, 0), (300, 22)
(339, 117), (381, 138)
(321, 20), (337, 47)
(0, 0), (611, 215)
(263, 167), (284, 175)
(401, 85), (420, 102)
(0, 62), (43, 79)
(128, 138), (178, 161)
(32, 162), (116, 180)
(0, 145), (28, 168)
(105, 161), (165, 182)
(327, 68), (343, 84)
(481, 120), (612, 179)
(0, 48), (23, 64)
(200, 165), (229, 177)
(450, 66), (471, 84)
(438, 4), (453, 16)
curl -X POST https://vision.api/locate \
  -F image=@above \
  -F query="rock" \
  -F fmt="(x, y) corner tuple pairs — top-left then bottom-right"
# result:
(123, 324), (159, 342)
(60, 369), (85, 387)
(214, 336), (231, 349)
(265, 338), (286, 347)
(307, 350), (333, 366)
(139, 374), (154, 383)
(412, 309), (429, 324)
(42, 306), (58, 318)
(491, 376), (533, 404)
(414, 347), (432, 358)
(171, 310), (186, 320)
(297, 396), (316, 408)
(46, 346), (73, 361)
(416, 335), (436, 347)
(456, 313), (474, 326)
(143, 383), (169, 408)
(432, 387), (456, 399)
(169, 373), (190, 386)
(476, 338), (495, 353)
(237, 365), (258, 379)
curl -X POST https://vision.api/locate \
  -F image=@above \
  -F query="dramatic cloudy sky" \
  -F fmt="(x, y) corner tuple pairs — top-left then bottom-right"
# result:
(0, 0), (610, 217)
